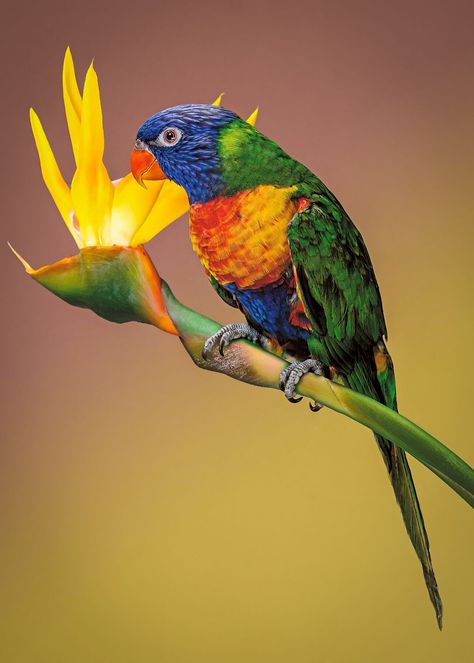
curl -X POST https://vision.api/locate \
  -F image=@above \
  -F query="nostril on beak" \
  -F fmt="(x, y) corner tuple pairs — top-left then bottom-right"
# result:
(134, 138), (147, 151)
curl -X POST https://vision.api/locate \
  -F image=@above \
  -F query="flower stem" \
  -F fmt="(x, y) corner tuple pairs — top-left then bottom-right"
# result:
(160, 279), (474, 507)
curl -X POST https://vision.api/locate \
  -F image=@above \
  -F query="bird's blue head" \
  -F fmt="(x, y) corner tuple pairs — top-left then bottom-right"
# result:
(131, 104), (238, 204)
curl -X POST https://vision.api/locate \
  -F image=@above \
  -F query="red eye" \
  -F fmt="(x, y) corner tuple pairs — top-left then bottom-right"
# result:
(158, 127), (183, 146)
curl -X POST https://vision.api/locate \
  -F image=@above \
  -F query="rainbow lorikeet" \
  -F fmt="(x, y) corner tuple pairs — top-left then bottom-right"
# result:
(131, 105), (442, 627)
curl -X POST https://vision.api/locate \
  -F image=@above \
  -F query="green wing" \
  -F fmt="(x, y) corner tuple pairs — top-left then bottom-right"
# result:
(287, 194), (387, 370)
(287, 195), (443, 628)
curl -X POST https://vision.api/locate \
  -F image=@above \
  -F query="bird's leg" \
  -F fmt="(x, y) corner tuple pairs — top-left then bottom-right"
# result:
(278, 359), (325, 411)
(202, 323), (270, 360)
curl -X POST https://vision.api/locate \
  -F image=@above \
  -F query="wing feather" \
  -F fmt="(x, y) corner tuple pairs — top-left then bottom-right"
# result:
(287, 196), (386, 370)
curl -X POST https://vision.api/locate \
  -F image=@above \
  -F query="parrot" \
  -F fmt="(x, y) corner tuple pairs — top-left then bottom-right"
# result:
(130, 104), (442, 627)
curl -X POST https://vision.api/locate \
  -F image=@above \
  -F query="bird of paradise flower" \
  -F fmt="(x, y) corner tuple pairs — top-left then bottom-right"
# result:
(10, 48), (255, 327)
(22, 49), (256, 250)
(9, 49), (474, 513)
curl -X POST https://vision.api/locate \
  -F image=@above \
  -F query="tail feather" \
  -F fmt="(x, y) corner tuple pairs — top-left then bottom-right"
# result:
(347, 350), (443, 628)
(385, 438), (443, 627)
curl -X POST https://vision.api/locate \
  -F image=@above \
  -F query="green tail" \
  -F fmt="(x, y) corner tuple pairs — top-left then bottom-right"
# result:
(346, 346), (443, 628)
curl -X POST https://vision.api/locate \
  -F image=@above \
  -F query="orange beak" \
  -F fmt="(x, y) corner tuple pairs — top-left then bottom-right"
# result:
(130, 140), (166, 188)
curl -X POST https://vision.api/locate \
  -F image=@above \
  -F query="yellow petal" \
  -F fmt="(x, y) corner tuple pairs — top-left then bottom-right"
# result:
(130, 180), (189, 246)
(71, 63), (114, 246)
(212, 93), (224, 106)
(8, 242), (34, 274)
(246, 107), (259, 127)
(29, 108), (81, 247)
(62, 47), (82, 164)
(110, 173), (165, 245)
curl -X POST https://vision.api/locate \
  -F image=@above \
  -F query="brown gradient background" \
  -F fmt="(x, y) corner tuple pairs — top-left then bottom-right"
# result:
(1, 1), (473, 661)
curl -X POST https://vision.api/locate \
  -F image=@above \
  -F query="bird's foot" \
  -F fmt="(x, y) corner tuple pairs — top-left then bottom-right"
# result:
(202, 323), (269, 360)
(278, 359), (325, 411)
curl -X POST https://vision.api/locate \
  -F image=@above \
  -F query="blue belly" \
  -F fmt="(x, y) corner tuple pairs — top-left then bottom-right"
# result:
(225, 281), (311, 344)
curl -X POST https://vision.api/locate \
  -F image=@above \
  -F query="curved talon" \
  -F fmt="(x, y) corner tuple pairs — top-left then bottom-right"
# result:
(309, 400), (323, 412)
(219, 337), (226, 356)
(202, 338), (216, 360)
(279, 358), (325, 406)
(288, 395), (303, 403)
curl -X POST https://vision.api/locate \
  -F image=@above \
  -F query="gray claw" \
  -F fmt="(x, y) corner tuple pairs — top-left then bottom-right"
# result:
(279, 359), (324, 409)
(202, 323), (268, 360)
(288, 395), (303, 404)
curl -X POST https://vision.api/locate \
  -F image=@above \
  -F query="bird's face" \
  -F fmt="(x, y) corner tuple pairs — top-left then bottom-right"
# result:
(131, 104), (238, 203)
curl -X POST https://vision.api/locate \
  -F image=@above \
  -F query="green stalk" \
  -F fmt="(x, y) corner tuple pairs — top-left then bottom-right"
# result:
(161, 280), (474, 507)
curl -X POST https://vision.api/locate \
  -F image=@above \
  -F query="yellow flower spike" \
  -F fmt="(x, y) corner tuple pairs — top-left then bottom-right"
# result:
(62, 47), (83, 165)
(131, 180), (190, 246)
(29, 108), (80, 247)
(71, 62), (114, 246)
(110, 173), (166, 246)
(246, 107), (259, 127)
(212, 93), (224, 106)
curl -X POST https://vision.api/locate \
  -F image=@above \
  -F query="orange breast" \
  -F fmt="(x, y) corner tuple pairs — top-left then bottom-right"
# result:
(189, 185), (298, 289)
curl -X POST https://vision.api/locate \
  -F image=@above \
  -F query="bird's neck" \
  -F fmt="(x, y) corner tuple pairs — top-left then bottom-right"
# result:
(184, 172), (225, 205)
(163, 152), (226, 205)
(216, 120), (312, 196)
(182, 120), (312, 204)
